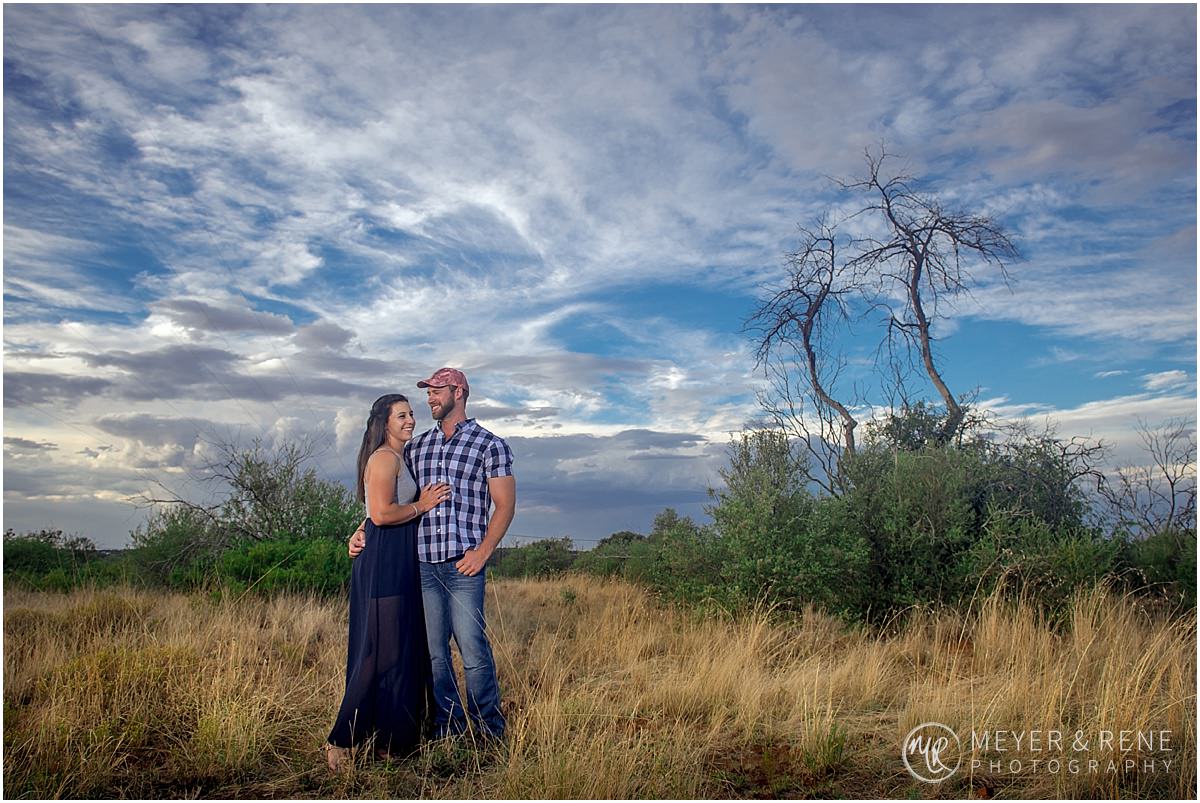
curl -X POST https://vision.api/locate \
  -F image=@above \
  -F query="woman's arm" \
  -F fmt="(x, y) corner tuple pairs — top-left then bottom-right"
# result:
(365, 451), (451, 525)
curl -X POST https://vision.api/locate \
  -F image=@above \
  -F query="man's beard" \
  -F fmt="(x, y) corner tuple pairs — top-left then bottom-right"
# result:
(433, 396), (456, 421)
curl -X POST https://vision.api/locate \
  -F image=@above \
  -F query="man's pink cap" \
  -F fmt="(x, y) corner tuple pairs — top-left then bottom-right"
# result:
(417, 367), (469, 397)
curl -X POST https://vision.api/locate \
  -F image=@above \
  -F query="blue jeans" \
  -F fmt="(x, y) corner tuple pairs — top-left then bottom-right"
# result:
(419, 561), (505, 738)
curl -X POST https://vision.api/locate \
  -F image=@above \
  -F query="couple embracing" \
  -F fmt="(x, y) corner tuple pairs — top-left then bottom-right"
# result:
(324, 368), (516, 771)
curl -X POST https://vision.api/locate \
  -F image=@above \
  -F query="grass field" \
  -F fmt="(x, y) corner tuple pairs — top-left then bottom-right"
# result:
(3, 576), (1195, 799)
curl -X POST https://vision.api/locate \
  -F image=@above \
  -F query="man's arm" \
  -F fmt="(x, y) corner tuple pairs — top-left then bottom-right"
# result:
(455, 474), (516, 576)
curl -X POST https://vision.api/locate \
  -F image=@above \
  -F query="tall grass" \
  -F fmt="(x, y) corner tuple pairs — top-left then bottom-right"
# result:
(4, 578), (1194, 798)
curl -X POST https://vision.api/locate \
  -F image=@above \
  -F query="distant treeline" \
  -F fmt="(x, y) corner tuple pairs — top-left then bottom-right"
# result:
(5, 412), (1195, 621)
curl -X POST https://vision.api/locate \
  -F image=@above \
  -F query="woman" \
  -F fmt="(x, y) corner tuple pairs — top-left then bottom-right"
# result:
(325, 394), (451, 772)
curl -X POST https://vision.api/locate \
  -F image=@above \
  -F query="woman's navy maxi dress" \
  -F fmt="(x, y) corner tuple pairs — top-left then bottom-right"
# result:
(328, 455), (433, 755)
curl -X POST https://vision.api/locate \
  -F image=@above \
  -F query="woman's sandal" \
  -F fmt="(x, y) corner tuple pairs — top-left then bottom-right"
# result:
(323, 742), (351, 774)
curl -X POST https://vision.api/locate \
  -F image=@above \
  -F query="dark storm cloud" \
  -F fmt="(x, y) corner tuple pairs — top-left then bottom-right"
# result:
(153, 298), (295, 335)
(80, 344), (245, 401)
(2, 466), (77, 497)
(3, 372), (114, 407)
(0, 495), (149, 548)
(509, 430), (709, 465)
(94, 413), (218, 447)
(609, 429), (706, 451)
(2, 457), (147, 499)
(212, 374), (382, 403)
(294, 351), (402, 379)
(289, 322), (423, 379)
(628, 452), (701, 461)
(4, 436), (58, 451)
(84, 344), (242, 378)
(516, 480), (710, 511)
(507, 430), (724, 494)
(469, 403), (560, 421)
(67, 344), (384, 403)
(294, 321), (354, 351)
(500, 430), (727, 542)
(476, 353), (651, 387)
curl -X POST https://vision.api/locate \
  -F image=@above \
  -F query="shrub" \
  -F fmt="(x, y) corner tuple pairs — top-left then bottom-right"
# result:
(1123, 527), (1197, 608)
(125, 438), (364, 590)
(676, 419), (1128, 620)
(837, 428), (1103, 616)
(837, 446), (985, 612)
(492, 538), (576, 578)
(205, 439), (361, 544)
(573, 531), (645, 577)
(3, 529), (99, 590)
(964, 509), (1123, 611)
(706, 431), (870, 616)
(216, 536), (351, 596)
(622, 509), (723, 607)
(127, 507), (221, 589)
(4, 532), (66, 577)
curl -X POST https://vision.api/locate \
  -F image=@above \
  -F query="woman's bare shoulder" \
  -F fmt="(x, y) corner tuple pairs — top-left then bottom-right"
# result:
(367, 448), (403, 467)
(364, 444), (403, 470)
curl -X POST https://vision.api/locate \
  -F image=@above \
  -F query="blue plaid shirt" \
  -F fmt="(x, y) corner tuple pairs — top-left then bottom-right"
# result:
(404, 418), (514, 563)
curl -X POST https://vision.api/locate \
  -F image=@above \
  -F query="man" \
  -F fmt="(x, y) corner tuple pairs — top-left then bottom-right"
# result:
(349, 367), (516, 740)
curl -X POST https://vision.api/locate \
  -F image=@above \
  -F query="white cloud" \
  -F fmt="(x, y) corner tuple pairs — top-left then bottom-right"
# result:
(1006, 392), (1197, 468)
(1143, 370), (1194, 392)
(960, 254), (1195, 345)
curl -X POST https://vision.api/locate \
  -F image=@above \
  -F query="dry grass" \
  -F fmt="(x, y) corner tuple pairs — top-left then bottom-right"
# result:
(3, 577), (1194, 798)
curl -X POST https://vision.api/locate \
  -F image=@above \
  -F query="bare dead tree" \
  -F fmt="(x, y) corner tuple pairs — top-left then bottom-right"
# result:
(1100, 418), (1197, 539)
(747, 145), (1020, 492)
(839, 147), (1019, 444)
(747, 217), (862, 493)
(755, 354), (853, 496)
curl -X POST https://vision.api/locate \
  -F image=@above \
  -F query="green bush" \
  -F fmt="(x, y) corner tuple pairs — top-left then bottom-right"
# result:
(622, 509), (724, 607)
(706, 431), (870, 616)
(211, 439), (363, 544)
(836, 427), (1105, 616)
(627, 416), (1137, 622)
(216, 536), (351, 596)
(127, 507), (222, 589)
(1123, 528), (1197, 608)
(573, 531), (645, 577)
(122, 439), (365, 592)
(834, 447), (981, 612)
(77, 556), (142, 588)
(964, 509), (1123, 611)
(4, 533), (65, 577)
(3, 529), (100, 591)
(491, 537), (576, 578)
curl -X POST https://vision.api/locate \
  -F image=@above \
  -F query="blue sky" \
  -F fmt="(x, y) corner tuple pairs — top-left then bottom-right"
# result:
(3, 4), (1196, 549)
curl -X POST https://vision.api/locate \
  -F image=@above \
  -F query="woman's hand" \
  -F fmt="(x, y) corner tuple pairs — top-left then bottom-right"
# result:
(348, 527), (365, 558)
(415, 482), (452, 514)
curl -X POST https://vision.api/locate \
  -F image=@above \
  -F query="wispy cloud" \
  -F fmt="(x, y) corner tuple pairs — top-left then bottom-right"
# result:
(1143, 370), (1195, 392)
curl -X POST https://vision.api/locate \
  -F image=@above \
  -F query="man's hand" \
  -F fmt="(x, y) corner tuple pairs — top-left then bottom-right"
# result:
(348, 528), (366, 558)
(455, 547), (490, 576)
(454, 475), (515, 576)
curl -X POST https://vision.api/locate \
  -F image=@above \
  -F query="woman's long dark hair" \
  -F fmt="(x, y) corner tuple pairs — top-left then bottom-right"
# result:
(355, 394), (409, 504)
